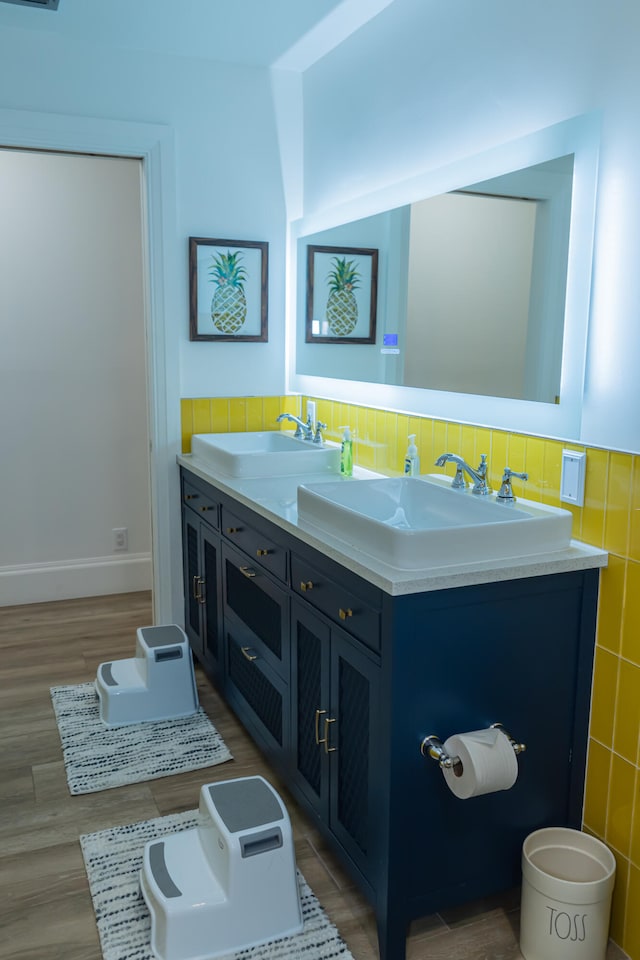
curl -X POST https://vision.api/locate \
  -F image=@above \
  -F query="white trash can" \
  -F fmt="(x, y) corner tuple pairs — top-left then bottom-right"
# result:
(520, 827), (616, 960)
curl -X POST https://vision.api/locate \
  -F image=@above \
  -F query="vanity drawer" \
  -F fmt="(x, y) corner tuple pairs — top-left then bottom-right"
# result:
(182, 477), (219, 527)
(221, 506), (287, 582)
(291, 552), (381, 653)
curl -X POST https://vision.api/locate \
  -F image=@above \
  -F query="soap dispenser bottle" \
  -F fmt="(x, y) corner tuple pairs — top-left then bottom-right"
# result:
(340, 425), (353, 477)
(404, 434), (420, 476)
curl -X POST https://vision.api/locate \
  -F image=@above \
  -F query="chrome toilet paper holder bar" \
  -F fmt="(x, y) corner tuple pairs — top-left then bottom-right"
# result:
(420, 722), (526, 777)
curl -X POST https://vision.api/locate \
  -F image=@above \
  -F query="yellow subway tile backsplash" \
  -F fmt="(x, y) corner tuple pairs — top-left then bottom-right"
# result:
(524, 436), (545, 501)
(582, 447), (609, 549)
(181, 398), (193, 453)
(589, 646), (619, 748)
(613, 658), (640, 764)
(597, 554), (625, 655)
(542, 439), (563, 506)
(607, 752), (635, 858)
(621, 559), (640, 667)
(583, 738), (612, 837)
(605, 452), (633, 557)
(192, 397), (212, 435)
(209, 398), (228, 433)
(629, 455), (640, 563)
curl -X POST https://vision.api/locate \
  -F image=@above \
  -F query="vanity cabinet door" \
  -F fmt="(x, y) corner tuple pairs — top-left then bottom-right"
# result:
(291, 599), (379, 881)
(182, 507), (222, 673)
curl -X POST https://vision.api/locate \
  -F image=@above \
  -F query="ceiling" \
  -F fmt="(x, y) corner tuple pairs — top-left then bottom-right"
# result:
(0, 0), (391, 68)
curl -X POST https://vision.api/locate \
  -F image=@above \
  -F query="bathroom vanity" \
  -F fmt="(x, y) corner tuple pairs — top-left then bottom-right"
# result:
(178, 455), (606, 960)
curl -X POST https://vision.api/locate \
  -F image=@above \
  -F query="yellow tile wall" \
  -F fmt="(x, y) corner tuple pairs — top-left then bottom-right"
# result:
(181, 393), (640, 959)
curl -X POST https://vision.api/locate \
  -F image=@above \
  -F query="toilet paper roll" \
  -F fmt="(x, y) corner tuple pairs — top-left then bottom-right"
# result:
(442, 727), (518, 799)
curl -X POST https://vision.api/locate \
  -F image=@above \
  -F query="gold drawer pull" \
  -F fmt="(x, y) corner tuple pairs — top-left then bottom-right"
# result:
(226, 526), (240, 534)
(200, 505), (214, 512)
(241, 646), (257, 662)
(300, 580), (314, 592)
(185, 493), (199, 501)
(315, 708), (327, 745)
(240, 565), (257, 579)
(197, 577), (205, 604)
(256, 548), (270, 557)
(339, 607), (353, 620)
(324, 717), (337, 753)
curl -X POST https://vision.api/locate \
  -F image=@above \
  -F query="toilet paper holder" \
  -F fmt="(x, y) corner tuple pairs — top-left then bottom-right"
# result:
(420, 722), (526, 777)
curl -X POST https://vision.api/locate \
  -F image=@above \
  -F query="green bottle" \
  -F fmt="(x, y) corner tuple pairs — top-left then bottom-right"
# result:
(340, 425), (353, 477)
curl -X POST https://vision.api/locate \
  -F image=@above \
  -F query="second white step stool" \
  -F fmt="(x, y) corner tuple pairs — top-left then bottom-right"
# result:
(95, 624), (199, 727)
(140, 775), (303, 960)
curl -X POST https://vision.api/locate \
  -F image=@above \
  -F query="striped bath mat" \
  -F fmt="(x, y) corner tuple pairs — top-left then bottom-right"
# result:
(51, 682), (232, 794)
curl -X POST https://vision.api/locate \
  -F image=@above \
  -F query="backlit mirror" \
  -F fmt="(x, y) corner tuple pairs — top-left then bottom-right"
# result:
(289, 115), (600, 439)
(299, 156), (573, 404)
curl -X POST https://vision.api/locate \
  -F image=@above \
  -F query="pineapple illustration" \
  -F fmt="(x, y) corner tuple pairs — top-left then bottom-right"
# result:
(326, 256), (360, 336)
(209, 250), (248, 334)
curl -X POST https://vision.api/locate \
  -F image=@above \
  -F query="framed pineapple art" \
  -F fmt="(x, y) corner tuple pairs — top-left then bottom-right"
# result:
(305, 244), (378, 344)
(189, 237), (268, 341)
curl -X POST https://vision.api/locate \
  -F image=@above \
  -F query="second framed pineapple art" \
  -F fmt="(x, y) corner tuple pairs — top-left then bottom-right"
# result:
(189, 237), (268, 341)
(306, 244), (378, 344)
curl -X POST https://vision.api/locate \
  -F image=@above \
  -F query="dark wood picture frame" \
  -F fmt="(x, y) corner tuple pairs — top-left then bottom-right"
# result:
(306, 244), (378, 344)
(189, 237), (268, 342)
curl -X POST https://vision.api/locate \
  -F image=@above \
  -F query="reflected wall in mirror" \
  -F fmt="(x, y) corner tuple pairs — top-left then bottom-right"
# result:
(296, 155), (574, 403)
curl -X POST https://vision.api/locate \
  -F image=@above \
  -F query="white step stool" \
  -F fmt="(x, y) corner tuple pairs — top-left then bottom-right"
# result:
(140, 776), (303, 960)
(95, 624), (199, 727)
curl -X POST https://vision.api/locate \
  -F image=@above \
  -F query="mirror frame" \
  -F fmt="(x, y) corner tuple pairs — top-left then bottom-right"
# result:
(287, 113), (600, 440)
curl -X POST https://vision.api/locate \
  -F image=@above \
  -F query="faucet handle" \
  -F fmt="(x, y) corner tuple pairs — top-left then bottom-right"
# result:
(313, 421), (326, 444)
(497, 466), (528, 502)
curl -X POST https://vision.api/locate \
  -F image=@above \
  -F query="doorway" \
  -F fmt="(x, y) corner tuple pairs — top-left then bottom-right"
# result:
(0, 147), (153, 605)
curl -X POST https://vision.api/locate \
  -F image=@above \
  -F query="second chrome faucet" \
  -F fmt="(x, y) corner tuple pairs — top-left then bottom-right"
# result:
(434, 452), (491, 495)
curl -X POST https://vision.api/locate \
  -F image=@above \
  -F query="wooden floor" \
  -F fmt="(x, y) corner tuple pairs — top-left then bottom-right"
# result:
(0, 592), (625, 960)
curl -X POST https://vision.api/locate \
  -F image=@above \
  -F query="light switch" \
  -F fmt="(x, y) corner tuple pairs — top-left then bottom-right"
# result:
(560, 450), (586, 507)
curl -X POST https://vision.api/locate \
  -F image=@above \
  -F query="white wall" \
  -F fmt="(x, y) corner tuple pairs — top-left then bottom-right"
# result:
(0, 22), (288, 611)
(0, 24), (287, 400)
(301, 0), (640, 453)
(0, 150), (151, 603)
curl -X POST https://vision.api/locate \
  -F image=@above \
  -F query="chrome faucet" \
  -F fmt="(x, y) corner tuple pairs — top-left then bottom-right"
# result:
(276, 412), (313, 441)
(435, 452), (491, 495)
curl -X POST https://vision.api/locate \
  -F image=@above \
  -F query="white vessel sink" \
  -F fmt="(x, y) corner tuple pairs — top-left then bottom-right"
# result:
(191, 431), (341, 478)
(297, 475), (573, 570)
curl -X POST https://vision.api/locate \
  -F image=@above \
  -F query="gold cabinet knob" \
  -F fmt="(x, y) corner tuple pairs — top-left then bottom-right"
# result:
(226, 526), (240, 534)
(338, 607), (353, 620)
(300, 580), (314, 592)
(256, 548), (270, 557)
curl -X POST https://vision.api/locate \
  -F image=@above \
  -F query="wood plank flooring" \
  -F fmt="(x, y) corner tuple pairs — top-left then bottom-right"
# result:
(0, 592), (625, 960)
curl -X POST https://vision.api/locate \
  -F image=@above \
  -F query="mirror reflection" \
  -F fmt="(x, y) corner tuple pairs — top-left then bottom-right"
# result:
(297, 155), (574, 404)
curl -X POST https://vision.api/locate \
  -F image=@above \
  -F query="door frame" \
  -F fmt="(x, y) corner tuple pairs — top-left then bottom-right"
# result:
(0, 107), (181, 624)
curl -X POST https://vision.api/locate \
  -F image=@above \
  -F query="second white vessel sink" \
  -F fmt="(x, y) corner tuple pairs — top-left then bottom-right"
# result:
(191, 431), (341, 478)
(297, 475), (573, 570)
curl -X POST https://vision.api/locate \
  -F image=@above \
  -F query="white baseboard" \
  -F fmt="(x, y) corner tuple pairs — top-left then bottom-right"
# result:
(0, 554), (152, 607)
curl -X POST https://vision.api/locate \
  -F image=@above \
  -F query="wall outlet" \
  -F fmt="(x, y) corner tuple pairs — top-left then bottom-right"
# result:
(560, 450), (586, 507)
(113, 527), (128, 552)
(306, 400), (316, 429)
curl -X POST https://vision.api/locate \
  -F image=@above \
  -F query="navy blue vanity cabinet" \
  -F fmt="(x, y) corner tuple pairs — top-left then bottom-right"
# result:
(181, 474), (222, 674)
(179, 466), (600, 960)
(290, 597), (382, 889)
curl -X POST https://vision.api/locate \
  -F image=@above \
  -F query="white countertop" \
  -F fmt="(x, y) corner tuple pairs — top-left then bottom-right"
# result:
(177, 453), (608, 596)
